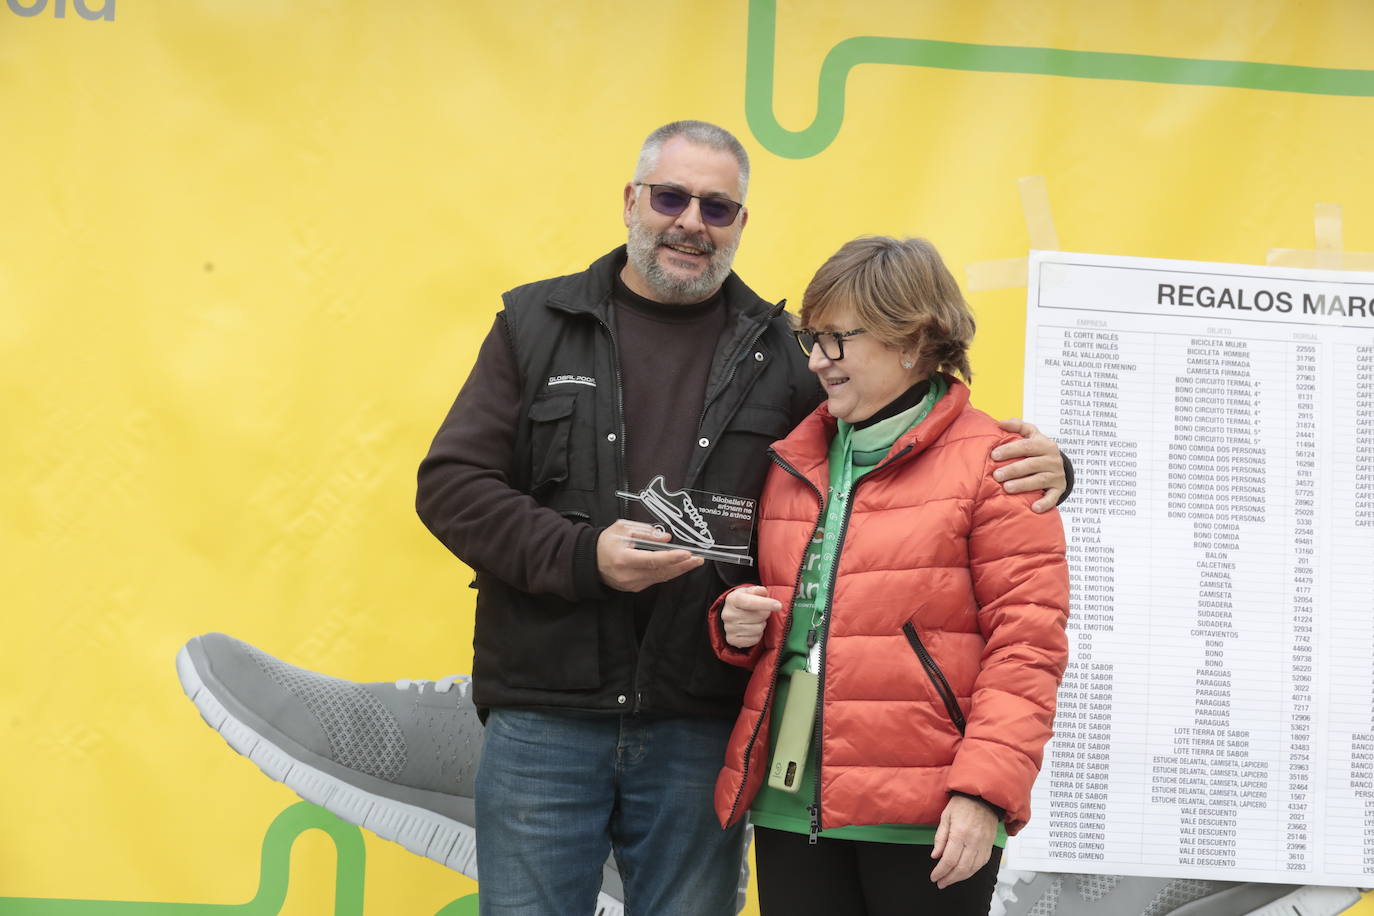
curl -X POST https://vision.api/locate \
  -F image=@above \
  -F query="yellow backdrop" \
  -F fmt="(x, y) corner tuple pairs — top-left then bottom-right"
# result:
(4, 1), (1374, 913)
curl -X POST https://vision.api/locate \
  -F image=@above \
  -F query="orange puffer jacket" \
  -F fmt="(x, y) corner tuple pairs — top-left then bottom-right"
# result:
(709, 378), (1069, 835)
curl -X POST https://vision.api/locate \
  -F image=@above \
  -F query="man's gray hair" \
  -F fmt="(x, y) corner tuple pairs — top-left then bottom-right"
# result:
(633, 120), (750, 201)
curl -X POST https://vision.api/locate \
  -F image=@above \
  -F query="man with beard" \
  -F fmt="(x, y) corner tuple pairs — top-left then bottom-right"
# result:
(413, 120), (1069, 915)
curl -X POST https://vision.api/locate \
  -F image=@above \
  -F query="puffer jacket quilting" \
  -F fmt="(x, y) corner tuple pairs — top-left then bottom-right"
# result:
(709, 377), (1070, 835)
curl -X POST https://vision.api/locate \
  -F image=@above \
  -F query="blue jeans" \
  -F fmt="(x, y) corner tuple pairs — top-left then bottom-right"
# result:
(474, 708), (746, 916)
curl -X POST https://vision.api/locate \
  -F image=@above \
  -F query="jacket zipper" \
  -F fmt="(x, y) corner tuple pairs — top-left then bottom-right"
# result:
(592, 313), (630, 512)
(592, 311), (639, 711)
(806, 473), (857, 842)
(811, 443), (920, 840)
(724, 447), (823, 827)
(797, 442), (918, 841)
(901, 622), (967, 735)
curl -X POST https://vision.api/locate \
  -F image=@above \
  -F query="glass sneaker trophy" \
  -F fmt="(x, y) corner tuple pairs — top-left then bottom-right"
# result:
(616, 475), (756, 566)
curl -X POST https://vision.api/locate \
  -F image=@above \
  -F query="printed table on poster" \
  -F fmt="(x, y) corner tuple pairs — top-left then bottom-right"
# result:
(1013, 251), (1374, 885)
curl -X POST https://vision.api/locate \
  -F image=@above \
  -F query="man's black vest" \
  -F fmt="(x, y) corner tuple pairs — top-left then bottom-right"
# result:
(471, 248), (820, 718)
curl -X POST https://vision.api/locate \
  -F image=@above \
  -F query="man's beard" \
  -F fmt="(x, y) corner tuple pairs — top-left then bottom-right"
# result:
(625, 216), (738, 304)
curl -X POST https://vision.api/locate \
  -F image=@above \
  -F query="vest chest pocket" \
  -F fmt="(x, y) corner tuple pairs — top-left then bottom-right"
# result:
(727, 403), (792, 439)
(527, 392), (594, 494)
(698, 403), (793, 498)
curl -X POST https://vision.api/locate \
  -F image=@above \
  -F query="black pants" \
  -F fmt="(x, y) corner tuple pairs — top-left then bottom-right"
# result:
(754, 826), (1002, 916)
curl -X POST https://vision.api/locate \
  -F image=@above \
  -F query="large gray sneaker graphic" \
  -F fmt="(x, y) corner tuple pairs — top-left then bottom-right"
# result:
(178, 633), (1361, 916)
(990, 869), (1362, 916)
(176, 633), (642, 914)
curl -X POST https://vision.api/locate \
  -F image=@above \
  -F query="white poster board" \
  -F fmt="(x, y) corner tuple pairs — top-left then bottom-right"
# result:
(1015, 251), (1374, 885)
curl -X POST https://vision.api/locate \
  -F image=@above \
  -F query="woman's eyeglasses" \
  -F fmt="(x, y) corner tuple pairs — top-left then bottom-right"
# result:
(794, 328), (866, 361)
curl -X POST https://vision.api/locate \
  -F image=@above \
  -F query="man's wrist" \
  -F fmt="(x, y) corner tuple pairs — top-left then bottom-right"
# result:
(572, 525), (609, 600)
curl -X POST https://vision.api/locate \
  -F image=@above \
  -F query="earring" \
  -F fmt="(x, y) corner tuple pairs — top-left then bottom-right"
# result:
(902, 359), (914, 369)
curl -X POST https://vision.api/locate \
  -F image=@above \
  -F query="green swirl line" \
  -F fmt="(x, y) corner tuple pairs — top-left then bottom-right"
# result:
(745, 0), (1374, 159)
(0, 803), (457, 916)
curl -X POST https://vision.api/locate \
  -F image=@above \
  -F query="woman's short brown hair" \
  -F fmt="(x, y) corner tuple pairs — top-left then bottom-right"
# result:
(798, 236), (975, 381)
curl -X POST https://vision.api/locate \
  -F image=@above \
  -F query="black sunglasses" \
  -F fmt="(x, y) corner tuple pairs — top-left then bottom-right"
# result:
(795, 328), (866, 361)
(636, 183), (743, 228)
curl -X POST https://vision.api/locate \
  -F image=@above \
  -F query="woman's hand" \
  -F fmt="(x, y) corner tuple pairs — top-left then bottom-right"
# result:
(929, 794), (999, 889)
(721, 586), (780, 649)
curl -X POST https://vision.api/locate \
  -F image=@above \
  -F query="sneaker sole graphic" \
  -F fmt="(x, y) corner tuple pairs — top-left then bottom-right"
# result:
(176, 643), (626, 916)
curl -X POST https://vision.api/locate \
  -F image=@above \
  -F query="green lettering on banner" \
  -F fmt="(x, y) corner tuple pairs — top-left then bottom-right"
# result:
(745, 0), (1374, 159)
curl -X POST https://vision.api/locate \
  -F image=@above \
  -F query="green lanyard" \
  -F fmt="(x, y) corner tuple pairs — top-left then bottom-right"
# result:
(802, 376), (946, 674)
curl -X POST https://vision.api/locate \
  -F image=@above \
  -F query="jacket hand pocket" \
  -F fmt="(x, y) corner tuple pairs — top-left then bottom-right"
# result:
(902, 622), (967, 735)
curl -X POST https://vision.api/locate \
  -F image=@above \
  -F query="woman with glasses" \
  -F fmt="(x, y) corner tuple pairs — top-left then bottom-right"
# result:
(708, 236), (1069, 915)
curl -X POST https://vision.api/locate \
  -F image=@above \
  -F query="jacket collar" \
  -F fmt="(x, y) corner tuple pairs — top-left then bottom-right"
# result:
(546, 246), (781, 326)
(771, 375), (972, 489)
